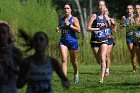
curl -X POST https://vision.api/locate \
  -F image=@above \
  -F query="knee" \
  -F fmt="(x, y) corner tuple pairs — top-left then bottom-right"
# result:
(62, 57), (67, 63)
(101, 56), (106, 62)
(71, 58), (77, 63)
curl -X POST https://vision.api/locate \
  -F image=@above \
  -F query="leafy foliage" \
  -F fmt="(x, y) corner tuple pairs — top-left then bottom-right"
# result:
(0, 0), (59, 38)
(0, 0), (60, 56)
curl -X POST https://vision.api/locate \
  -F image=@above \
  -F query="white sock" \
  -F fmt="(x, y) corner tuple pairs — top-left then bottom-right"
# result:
(75, 72), (79, 76)
(106, 68), (109, 72)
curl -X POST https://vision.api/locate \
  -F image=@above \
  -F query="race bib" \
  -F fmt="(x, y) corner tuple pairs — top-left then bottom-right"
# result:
(104, 28), (112, 36)
(60, 25), (69, 34)
(61, 29), (69, 34)
(94, 29), (106, 39)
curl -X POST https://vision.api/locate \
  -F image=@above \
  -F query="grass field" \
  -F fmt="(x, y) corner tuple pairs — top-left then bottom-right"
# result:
(20, 64), (140, 93)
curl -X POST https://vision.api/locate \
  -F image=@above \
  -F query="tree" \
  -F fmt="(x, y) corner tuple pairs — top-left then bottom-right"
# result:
(74, 0), (86, 37)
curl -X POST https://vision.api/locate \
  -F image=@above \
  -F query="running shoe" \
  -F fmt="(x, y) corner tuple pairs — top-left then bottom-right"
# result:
(99, 78), (103, 83)
(99, 80), (103, 83)
(133, 70), (136, 74)
(74, 74), (79, 84)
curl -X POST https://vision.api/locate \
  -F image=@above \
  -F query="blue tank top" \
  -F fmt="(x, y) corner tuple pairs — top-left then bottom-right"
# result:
(125, 14), (137, 27)
(26, 56), (53, 93)
(125, 16), (135, 37)
(125, 16), (130, 28)
(91, 14), (107, 41)
(60, 16), (76, 40)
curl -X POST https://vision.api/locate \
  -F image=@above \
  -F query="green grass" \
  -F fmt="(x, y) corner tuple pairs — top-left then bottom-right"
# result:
(19, 64), (140, 93)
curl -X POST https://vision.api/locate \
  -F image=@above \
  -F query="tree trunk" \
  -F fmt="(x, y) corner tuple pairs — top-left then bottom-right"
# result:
(74, 0), (86, 37)
(89, 0), (92, 16)
(83, 8), (87, 29)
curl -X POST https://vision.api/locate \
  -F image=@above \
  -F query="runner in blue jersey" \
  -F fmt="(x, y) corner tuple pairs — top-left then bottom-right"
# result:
(87, 0), (108, 83)
(16, 30), (70, 93)
(56, 1), (80, 84)
(104, 7), (117, 76)
(122, 4), (137, 73)
(0, 22), (22, 93)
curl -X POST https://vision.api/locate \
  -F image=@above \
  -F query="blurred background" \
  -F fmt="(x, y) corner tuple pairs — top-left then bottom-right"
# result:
(0, 0), (140, 65)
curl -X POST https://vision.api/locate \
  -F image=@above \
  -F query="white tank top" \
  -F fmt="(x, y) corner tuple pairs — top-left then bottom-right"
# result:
(26, 56), (53, 93)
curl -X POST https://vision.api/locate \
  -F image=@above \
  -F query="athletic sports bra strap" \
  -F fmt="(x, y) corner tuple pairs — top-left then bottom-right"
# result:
(103, 15), (106, 20)
(96, 14), (98, 19)
(69, 16), (74, 20)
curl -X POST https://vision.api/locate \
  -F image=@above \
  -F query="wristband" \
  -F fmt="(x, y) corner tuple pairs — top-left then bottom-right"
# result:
(69, 24), (71, 27)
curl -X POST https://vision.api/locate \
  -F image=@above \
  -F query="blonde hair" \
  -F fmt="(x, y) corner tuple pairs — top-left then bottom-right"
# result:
(104, 7), (109, 15)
